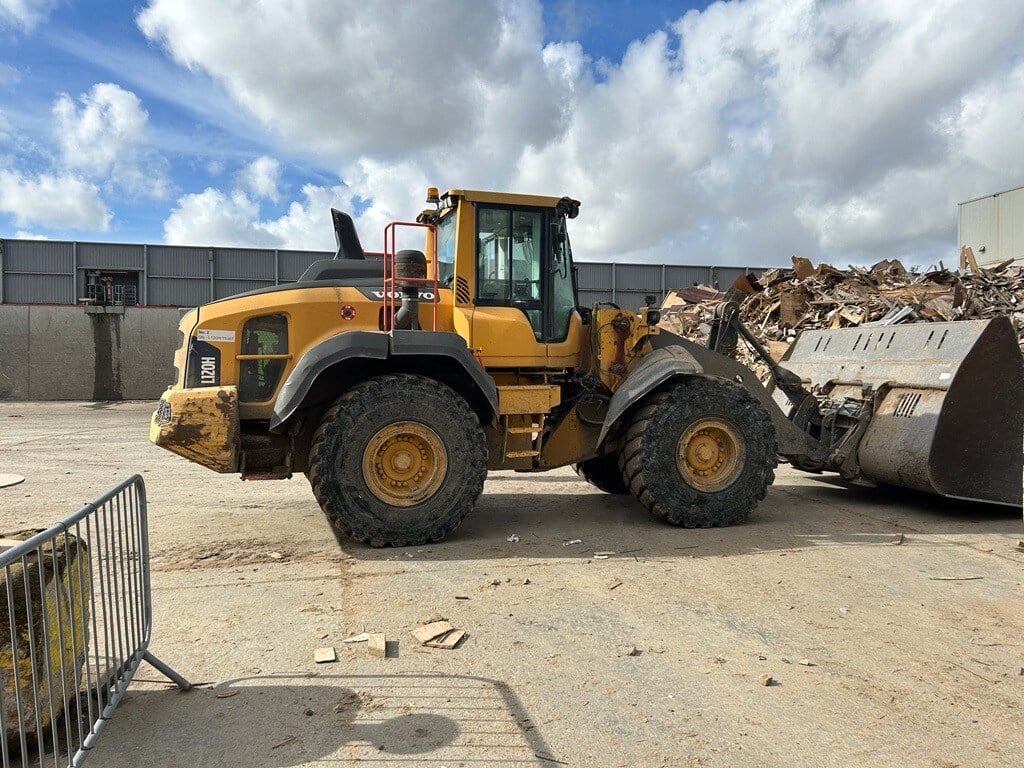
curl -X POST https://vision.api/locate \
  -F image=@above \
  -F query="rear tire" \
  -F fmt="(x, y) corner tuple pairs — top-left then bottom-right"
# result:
(574, 453), (628, 494)
(618, 377), (777, 527)
(308, 374), (487, 547)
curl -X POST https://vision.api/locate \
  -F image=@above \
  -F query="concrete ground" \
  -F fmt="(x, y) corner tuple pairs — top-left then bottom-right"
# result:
(1, 400), (1022, 768)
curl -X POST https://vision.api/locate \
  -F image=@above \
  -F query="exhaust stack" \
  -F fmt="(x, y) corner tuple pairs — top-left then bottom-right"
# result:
(393, 249), (427, 330)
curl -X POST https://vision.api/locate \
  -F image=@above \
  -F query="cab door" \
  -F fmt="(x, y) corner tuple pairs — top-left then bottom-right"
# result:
(471, 205), (551, 368)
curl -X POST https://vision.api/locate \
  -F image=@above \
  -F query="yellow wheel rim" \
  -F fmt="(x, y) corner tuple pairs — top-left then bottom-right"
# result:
(675, 418), (744, 491)
(362, 421), (448, 507)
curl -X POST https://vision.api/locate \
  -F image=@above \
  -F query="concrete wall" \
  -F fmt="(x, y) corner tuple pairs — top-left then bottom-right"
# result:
(0, 305), (180, 400)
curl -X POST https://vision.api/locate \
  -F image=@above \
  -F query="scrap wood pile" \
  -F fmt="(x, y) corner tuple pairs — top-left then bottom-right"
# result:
(659, 254), (1024, 380)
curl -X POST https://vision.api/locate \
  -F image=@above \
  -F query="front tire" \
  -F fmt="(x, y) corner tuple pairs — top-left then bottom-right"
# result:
(308, 374), (487, 547)
(618, 377), (777, 527)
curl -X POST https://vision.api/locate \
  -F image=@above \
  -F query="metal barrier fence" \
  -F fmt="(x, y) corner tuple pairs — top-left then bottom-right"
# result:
(0, 475), (188, 767)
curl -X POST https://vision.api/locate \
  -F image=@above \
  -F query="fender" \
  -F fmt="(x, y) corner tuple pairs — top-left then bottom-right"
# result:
(603, 331), (819, 456)
(269, 330), (498, 430)
(597, 345), (703, 446)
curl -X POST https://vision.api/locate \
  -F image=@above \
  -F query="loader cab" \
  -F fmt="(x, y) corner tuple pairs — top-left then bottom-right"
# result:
(440, 189), (584, 369)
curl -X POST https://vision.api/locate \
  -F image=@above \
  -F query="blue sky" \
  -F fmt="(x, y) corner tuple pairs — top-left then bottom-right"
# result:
(0, 0), (704, 244)
(0, 1), (1020, 266)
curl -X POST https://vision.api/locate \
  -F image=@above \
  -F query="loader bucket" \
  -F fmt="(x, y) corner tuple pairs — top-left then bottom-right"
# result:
(780, 317), (1023, 506)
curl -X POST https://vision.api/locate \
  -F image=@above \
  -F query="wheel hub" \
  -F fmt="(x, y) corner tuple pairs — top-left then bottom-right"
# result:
(362, 421), (448, 507)
(676, 418), (744, 491)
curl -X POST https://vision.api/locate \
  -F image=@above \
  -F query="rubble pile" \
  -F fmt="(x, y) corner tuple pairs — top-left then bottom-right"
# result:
(659, 256), (1024, 368)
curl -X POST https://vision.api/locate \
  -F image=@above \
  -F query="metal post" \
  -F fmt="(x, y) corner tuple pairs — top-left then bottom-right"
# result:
(0, 238), (5, 304)
(274, 248), (280, 285)
(141, 243), (148, 306)
(208, 247), (215, 301)
(660, 264), (666, 302)
(610, 263), (616, 304)
(73, 240), (79, 303)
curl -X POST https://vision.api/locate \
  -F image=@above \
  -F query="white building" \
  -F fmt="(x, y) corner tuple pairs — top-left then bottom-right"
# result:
(958, 184), (1024, 267)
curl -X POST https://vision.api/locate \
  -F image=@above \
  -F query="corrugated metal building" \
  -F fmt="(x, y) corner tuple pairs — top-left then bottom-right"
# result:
(958, 184), (1024, 267)
(0, 238), (769, 308)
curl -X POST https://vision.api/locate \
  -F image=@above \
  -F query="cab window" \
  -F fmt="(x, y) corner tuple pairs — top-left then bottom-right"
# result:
(476, 207), (544, 339)
(436, 209), (456, 284)
(549, 219), (576, 342)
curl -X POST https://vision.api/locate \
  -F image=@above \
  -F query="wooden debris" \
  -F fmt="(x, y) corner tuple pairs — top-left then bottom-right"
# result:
(659, 256), (1024, 383)
(313, 647), (337, 663)
(367, 633), (386, 658)
(215, 689), (240, 698)
(757, 673), (775, 687)
(929, 575), (983, 581)
(272, 736), (296, 749)
(426, 629), (467, 649)
(342, 633), (369, 643)
(411, 620), (454, 645)
(891, 533), (905, 545)
(606, 578), (623, 590)
(797, 658), (815, 667)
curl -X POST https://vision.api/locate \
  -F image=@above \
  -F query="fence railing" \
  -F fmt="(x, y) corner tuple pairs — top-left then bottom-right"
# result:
(0, 475), (188, 767)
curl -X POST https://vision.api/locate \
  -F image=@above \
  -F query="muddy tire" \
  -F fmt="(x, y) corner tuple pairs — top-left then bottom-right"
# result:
(308, 374), (487, 547)
(618, 377), (776, 527)
(574, 453), (628, 495)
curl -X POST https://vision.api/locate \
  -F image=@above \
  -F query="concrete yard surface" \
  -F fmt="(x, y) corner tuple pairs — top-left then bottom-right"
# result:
(1, 401), (1022, 767)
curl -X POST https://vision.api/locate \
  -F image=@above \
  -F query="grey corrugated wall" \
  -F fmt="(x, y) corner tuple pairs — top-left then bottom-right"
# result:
(0, 238), (771, 308)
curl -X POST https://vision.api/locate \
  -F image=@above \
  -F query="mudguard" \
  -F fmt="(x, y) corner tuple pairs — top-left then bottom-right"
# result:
(597, 332), (820, 456)
(269, 330), (498, 430)
(597, 346), (703, 446)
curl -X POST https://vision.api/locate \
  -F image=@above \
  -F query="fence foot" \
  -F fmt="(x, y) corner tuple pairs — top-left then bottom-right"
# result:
(143, 650), (192, 691)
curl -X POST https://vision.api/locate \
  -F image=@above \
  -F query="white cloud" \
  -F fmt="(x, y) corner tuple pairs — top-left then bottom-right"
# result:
(0, 170), (111, 230)
(53, 82), (169, 198)
(162, 166), (348, 249)
(14, 230), (49, 239)
(141, 0), (1024, 265)
(0, 0), (57, 31)
(138, 0), (567, 161)
(236, 156), (281, 201)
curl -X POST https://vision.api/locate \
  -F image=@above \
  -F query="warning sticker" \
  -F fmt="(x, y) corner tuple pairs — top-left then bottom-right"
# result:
(197, 329), (236, 343)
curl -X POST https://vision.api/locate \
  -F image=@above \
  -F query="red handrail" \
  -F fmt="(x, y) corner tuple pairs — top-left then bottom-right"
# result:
(382, 221), (438, 331)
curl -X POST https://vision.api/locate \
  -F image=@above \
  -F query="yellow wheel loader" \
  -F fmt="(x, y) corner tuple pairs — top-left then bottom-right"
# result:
(150, 188), (1023, 546)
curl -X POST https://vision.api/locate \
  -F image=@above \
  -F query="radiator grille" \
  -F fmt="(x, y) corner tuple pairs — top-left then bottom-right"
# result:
(456, 275), (471, 304)
(894, 392), (921, 418)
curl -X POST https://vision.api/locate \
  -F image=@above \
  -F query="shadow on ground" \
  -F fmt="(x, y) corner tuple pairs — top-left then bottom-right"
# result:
(334, 474), (1022, 562)
(96, 673), (559, 767)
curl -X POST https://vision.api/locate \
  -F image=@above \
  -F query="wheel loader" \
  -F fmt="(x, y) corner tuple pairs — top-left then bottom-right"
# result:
(150, 188), (1024, 546)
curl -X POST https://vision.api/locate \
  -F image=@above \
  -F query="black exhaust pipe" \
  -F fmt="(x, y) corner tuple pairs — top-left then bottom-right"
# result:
(393, 249), (427, 330)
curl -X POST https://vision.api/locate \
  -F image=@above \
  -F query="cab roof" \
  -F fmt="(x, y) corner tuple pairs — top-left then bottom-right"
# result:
(443, 189), (568, 209)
